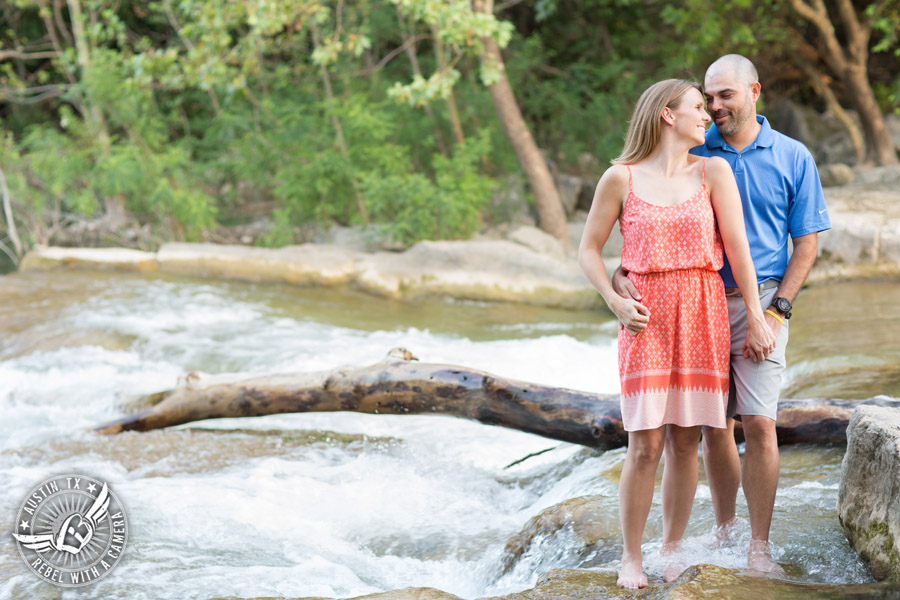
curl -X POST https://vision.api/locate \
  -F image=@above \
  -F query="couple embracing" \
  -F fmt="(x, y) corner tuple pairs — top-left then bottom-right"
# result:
(578, 54), (831, 589)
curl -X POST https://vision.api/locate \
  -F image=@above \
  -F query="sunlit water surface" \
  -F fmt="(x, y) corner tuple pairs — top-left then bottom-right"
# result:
(1, 271), (897, 599)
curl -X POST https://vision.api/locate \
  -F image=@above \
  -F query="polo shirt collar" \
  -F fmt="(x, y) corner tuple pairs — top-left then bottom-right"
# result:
(705, 115), (774, 152)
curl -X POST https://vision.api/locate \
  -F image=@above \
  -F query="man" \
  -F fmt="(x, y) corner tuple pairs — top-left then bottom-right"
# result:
(613, 54), (831, 572)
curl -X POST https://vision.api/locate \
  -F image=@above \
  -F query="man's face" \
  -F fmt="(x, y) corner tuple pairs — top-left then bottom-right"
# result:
(704, 73), (757, 137)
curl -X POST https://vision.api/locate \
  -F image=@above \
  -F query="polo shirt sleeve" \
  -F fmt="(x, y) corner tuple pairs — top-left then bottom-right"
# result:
(788, 150), (831, 237)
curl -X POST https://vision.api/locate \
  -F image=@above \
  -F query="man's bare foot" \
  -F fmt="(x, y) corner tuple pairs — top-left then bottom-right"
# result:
(714, 516), (739, 548)
(617, 556), (648, 589)
(747, 540), (786, 576)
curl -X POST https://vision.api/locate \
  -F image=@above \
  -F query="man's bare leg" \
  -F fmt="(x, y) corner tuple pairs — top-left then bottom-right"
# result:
(701, 419), (741, 541)
(617, 427), (665, 590)
(741, 415), (785, 574)
(661, 424), (702, 581)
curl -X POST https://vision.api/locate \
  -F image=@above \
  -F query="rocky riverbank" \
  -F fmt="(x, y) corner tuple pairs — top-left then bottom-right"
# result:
(16, 165), (900, 310)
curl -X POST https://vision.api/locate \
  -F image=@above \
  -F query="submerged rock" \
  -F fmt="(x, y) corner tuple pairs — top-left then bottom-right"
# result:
(502, 495), (618, 573)
(839, 405), (900, 581)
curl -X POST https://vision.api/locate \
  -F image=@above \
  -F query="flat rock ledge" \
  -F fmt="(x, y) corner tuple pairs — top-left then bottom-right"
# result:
(20, 236), (614, 310)
(212, 564), (900, 600)
(839, 405), (900, 581)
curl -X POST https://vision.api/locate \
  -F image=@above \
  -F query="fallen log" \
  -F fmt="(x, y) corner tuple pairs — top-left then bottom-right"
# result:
(94, 348), (900, 449)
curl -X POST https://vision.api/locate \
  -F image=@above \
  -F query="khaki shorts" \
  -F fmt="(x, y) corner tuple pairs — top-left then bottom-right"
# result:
(724, 283), (788, 421)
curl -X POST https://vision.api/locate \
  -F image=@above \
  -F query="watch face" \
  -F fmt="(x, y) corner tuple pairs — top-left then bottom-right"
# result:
(774, 297), (792, 313)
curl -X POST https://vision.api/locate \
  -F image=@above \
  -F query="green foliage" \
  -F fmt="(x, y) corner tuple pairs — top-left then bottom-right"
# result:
(362, 129), (494, 245)
(2, 0), (899, 253)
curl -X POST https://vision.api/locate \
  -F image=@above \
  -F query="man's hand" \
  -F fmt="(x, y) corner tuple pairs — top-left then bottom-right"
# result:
(611, 266), (642, 301)
(611, 296), (650, 336)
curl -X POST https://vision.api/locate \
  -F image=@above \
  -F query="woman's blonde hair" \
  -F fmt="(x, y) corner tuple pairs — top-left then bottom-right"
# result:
(612, 79), (702, 165)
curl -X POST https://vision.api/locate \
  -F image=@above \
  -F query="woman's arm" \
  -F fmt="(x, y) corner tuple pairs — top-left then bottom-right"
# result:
(706, 157), (775, 361)
(578, 166), (650, 336)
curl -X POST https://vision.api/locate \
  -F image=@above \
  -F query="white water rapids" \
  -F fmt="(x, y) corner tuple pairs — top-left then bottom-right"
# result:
(0, 272), (879, 599)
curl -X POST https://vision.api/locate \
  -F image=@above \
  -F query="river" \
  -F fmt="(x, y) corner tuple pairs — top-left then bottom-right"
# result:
(1, 270), (899, 599)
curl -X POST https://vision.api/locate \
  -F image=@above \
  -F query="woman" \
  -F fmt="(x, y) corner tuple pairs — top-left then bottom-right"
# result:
(578, 79), (775, 590)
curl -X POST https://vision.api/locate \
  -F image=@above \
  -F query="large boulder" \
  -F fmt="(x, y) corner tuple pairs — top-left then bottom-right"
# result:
(839, 405), (900, 581)
(818, 163), (855, 188)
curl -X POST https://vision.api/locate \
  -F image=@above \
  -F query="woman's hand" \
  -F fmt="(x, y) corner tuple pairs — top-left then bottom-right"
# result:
(610, 295), (651, 336)
(742, 315), (776, 362)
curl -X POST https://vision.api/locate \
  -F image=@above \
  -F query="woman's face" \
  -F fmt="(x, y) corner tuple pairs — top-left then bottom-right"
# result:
(669, 87), (710, 146)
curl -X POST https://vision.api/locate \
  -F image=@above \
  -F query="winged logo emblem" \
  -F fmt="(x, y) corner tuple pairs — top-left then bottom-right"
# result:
(13, 482), (110, 555)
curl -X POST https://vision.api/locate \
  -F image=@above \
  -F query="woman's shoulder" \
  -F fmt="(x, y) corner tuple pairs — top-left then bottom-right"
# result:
(596, 164), (631, 190)
(699, 155), (731, 175)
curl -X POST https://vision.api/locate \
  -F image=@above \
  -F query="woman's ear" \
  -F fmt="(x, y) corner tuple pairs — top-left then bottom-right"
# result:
(661, 106), (675, 126)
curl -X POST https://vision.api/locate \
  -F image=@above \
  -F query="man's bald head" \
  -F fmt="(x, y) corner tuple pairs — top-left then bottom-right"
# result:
(706, 54), (758, 89)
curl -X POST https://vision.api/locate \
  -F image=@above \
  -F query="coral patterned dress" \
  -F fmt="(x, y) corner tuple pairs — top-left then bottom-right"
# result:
(618, 160), (730, 431)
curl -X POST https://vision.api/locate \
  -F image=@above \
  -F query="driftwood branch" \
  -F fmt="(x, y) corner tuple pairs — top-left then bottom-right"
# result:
(93, 349), (900, 449)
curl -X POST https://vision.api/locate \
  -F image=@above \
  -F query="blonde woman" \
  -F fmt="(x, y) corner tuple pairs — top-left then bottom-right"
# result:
(578, 79), (775, 589)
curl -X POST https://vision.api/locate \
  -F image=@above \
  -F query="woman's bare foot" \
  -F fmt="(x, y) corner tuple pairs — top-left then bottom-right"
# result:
(661, 542), (686, 582)
(747, 539), (786, 575)
(617, 556), (648, 589)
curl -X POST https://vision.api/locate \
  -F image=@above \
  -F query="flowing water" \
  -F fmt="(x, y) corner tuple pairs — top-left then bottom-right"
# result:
(1, 270), (898, 599)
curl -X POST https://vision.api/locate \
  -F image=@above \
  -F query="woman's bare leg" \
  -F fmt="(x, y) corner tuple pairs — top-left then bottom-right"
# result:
(618, 426), (666, 590)
(661, 424), (702, 581)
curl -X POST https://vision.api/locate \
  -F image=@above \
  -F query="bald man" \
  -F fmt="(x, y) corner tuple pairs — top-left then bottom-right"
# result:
(613, 54), (831, 573)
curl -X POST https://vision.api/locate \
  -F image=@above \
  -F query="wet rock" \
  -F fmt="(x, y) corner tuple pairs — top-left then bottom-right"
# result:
(502, 495), (618, 572)
(479, 564), (900, 599)
(219, 565), (900, 600)
(839, 405), (900, 581)
(818, 163), (855, 187)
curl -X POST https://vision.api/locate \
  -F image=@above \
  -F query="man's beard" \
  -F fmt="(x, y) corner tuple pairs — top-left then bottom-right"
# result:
(713, 100), (753, 136)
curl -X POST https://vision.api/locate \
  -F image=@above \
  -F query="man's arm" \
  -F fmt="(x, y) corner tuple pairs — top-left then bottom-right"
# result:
(766, 232), (818, 331)
(611, 265), (641, 300)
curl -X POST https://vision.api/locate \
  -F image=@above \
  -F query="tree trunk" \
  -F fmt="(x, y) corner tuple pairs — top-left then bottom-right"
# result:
(844, 65), (899, 166)
(92, 349), (900, 448)
(472, 1), (572, 251)
(431, 26), (465, 146)
(786, 0), (898, 166)
(794, 51), (866, 164)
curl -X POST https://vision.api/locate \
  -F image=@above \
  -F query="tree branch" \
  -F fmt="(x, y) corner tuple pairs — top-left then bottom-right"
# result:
(494, 0), (526, 13)
(787, 0), (848, 73)
(0, 50), (61, 61)
(355, 33), (430, 76)
(0, 165), (23, 261)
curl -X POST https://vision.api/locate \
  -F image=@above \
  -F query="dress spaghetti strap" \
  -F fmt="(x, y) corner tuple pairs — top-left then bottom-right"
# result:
(626, 165), (633, 192)
(701, 158), (707, 186)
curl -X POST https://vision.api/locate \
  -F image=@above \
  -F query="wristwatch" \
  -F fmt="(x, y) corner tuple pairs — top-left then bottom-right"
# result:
(771, 297), (792, 320)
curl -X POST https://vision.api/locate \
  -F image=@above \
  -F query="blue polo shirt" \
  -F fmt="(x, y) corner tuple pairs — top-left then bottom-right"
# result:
(691, 115), (831, 288)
